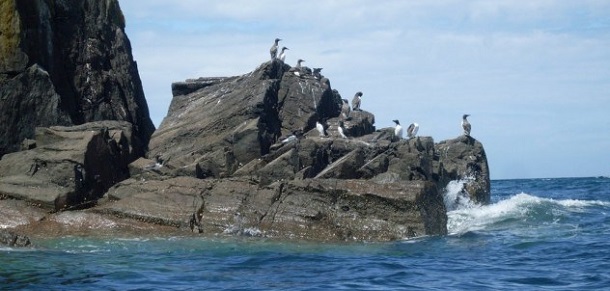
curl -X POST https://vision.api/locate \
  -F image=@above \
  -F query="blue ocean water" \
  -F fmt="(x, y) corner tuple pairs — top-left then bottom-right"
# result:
(2, 177), (610, 290)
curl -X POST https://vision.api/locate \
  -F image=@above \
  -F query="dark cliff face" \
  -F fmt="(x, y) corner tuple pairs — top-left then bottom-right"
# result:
(0, 0), (154, 157)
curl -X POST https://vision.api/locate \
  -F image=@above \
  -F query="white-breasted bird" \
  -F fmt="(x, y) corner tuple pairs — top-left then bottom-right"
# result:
(393, 119), (403, 139)
(462, 114), (471, 136)
(296, 59), (305, 69)
(338, 121), (347, 139)
(316, 121), (327, 137)
(340, 99), (351, 120)
(407, 123), (419, 138)
(279, 47), (289, 62)
(270, 38), (281, 60)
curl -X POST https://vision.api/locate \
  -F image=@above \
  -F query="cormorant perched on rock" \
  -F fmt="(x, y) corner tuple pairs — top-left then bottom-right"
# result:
(316, 121), (327, 137)
(296, 59), (305, 69)
(293, 59), (306, 76)
(393, 120), (403, 139)
(270, 38), (281, 59)
(338, 121), (347, 139)
(352, 91), (363, 111)
(340, 99), (351, 120)
(279, 47), (289, 62)
(313, 68), (323, 79)
(462, 114), (471, 136)
(407, 123), (419, 138)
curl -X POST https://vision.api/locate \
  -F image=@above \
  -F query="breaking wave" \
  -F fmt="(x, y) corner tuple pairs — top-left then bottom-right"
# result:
(442, 178), (610, 235)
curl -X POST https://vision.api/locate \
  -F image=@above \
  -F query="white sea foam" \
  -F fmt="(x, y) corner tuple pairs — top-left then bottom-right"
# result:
(446, 188), (610, 234)
(443, 177), (477, 211)
(52, 212), (117, 229)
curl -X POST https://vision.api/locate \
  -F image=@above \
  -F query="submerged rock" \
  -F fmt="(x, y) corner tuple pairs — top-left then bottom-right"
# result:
(0, 229), (31, 247)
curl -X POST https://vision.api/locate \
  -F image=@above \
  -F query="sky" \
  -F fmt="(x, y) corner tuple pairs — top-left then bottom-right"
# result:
(119, 0), (610, 180)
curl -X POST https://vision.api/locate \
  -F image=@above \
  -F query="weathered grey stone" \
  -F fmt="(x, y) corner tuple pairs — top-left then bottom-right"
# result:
(148, 64), (284, 170)
(0, 229), (31, 247)
(94, 176), (447, 241)
(0, 121), (138, 210)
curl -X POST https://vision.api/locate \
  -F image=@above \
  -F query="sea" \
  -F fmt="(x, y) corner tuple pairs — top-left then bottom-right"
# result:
(2, 177), (609, 290)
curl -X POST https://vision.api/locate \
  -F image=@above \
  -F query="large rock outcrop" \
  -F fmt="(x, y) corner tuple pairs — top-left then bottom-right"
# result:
(148, 60), (371, 177)
(95, 176), (446, 241)
(128, 60), (490, 241)
(0, 121), (140, 211)
(0, 0), (491, 241)
(0, 0), (154, 158)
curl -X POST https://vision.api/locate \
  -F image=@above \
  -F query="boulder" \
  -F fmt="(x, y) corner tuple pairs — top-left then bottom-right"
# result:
(0, 121), (139, 210)
(148, 59), (346, 177)
(0, 0), (154, 158)
(94, 176), (447, 241)
(0, 229), (31, 247)
(434, 136), (491, 204)
(148, 62), (286, 171)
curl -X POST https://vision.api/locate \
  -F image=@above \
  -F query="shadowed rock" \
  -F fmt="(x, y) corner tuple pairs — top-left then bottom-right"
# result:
(0, 0), (154, 158)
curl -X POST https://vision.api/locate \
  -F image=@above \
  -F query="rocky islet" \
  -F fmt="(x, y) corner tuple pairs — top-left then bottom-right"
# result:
(0, 0), (489, 244)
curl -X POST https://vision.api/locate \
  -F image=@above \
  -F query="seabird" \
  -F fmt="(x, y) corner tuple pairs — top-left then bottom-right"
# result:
(407, 123), (419, 138)
(296, 59), (305, 69)
(393, 119), (403, 139)
(340, 99), (351, 120)
(338, 121), (347, 139)
(270, 38), (281, 60)
(316, 121), (327, 137)
(352, 91), (363, 111)
(313, 68), (323, 80)
(281, 130), (303, 144)
(281, 135), (297, 144)
(293, 59), (306, 76)
(279, 47), (289, 62)
(462, 114), (471, 136)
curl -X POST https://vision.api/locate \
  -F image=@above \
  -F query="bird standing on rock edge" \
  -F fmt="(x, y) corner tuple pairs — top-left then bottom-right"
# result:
(270, 38), (281, 60)
(340, 99), (351, 120)
(296, 59), (305, 69)
(316, 121), (327, 137)
(462, 114), (471, 136)
(352, 91), (363, 111)
(407, 123), (419, 138)
(338, 121), (347, 139)
(393, 120), (403, 139)
(279, 47), (289, 62)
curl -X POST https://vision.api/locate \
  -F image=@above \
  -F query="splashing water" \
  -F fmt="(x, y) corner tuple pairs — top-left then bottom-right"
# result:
(443, 178), (610, 236)
(443, 177), (477, 211)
